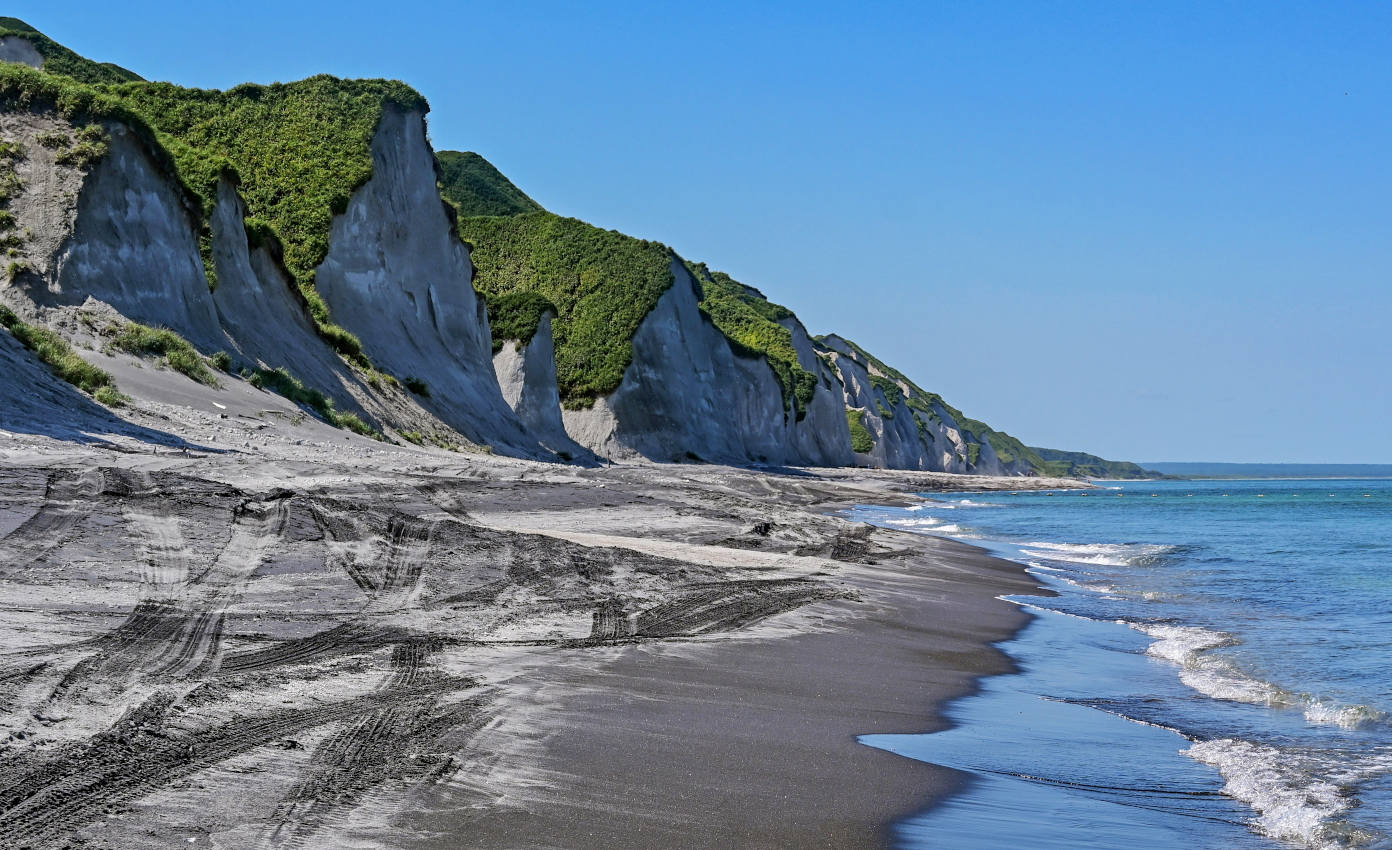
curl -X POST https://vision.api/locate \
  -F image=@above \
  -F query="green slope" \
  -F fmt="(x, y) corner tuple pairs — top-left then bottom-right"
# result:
(1029, 447), (1166, 480)
(436, 150), (542, 217)
(457, 211), (676, 407)
(0, 17), (142, 84)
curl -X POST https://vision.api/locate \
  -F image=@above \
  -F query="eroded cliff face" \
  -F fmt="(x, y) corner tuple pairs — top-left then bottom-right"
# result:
(0, 104), (529, 455)
(313, 107), (543, 457)
(492, 312), (592, 460)
(818, 335), (1022, 475)
(51, 122), (223, 350)
(562, 261), (851, 466)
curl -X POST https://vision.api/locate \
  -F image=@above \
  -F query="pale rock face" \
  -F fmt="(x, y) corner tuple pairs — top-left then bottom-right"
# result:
(0, 37), (43, 69)
(818, 334), (1014, 474)
(51, 124), (224, 350)
(312, 107), (541, 457)
(208, 177), (377, 421)
(779, 317), (855, 466)
(563, 261), (851, 466)
(492, 312), (591, 459)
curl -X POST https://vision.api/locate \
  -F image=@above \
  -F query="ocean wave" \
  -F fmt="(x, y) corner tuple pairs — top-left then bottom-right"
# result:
(1137, 624), (1390, 729)
(1020, 540), (1176, 567)
(1186, 739), (1391, 849)
(1304, 700), (1390, 731)
(1137, 623), (1298, 707)
(882, 516), (945, 529)
(954, 498), (1002, 507)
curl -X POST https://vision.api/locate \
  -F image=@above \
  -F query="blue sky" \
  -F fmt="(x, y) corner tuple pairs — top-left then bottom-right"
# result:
(15, 2), (1391, 462)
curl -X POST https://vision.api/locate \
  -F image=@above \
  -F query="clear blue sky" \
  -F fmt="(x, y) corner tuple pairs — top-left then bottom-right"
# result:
(15, 1), (1391, 462)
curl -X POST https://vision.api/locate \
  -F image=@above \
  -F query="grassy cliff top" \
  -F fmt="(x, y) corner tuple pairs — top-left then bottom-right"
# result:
(437, 150), (542, 217)
(0, 18), (142, 84)
(458, 211), (676, 407)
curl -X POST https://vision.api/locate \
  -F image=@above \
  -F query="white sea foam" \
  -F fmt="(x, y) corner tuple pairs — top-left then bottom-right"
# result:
(883, 516), (945, 529)
(1135, 623), (1296, 706)
(1304, 700), (1390, 731)
(1019, 540), (1175, 568)
(955, 498), (1002, 507)
(1186, 739), (1392, 849)
(1136, 624), (1390, 729)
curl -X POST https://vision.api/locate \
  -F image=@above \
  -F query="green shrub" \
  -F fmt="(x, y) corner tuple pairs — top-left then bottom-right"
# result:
(0, 305), (117, 395)
(52, 124), (107, 169)
(403, 376), (429, 396)
(485, 290), (554, 352)
(847, 408), (875, 454)
(93, 384), (128, 407)
(400, 429), (424, 445)
(459, 212), (676, 407)
(210, 350), (232, 372)
(33, 129), (69, 148)
(111, 321), (218, 386)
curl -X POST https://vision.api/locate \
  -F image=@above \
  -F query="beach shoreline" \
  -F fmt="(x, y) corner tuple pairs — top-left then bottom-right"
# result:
(0, 428), (1074, 848)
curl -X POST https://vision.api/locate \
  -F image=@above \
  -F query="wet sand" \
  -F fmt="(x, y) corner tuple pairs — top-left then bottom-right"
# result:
(411, 540), (1041, 850)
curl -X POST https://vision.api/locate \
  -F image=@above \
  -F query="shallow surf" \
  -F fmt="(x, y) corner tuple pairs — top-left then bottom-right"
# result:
(854, 478), (1392, 849)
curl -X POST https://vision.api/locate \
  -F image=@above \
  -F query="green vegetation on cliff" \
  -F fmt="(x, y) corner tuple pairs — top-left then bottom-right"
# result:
(446, 153), (824, 416)
(436, 150), (542, 217)
(0, 21), (427, 369)
(961, 420), (1043, 470)
(485, 290), (555, 352)
(687, 262), (818, 419)
(0, 18), (142, 84)
(846, 408), (875, 453)
(458, 211), (675, 407)
(1029, 446), (1164, 480)
(105, 76), (426, 364)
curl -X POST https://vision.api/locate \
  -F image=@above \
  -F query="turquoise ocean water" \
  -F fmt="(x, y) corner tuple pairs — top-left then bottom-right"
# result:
(853, 478), (1392, 849)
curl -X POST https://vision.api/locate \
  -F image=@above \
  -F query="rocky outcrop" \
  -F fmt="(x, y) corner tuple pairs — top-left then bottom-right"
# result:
(493, 311), (592, 460)
(313, 107), (545, 457)
(0, 36), (41, 69)
(50, 122), (223, 350)
(562, 260), (852, 466)
(0, 105), (533, 455)
(818, 335), (1027, 475)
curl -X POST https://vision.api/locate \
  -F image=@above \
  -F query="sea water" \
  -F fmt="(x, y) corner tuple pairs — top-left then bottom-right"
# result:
(852, 478), (1392, 849)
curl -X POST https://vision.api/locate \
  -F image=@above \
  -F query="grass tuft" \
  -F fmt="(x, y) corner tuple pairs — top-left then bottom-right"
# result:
(0, 304), (118, 395)
(244, 365), (382, 440)
(111, 322), (219, 386)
